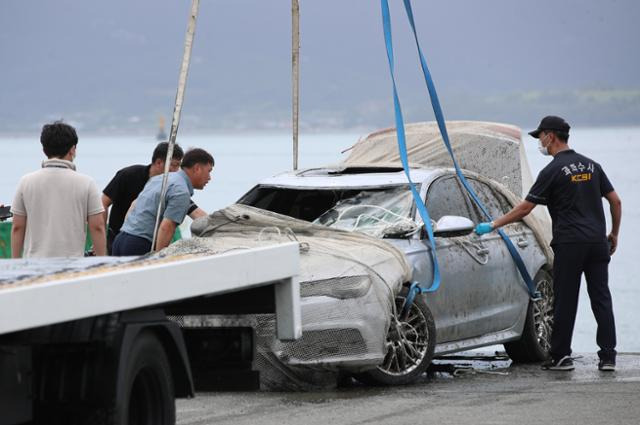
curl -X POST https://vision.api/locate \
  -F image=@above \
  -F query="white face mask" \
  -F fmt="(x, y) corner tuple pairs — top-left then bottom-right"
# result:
(538, 134), (551, 156)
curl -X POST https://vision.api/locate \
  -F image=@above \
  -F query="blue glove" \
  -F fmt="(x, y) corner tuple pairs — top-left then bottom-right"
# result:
(475, 222), (494, 235)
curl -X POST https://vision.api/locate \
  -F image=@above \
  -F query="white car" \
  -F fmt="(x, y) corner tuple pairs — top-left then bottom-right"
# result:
(178, 122), (555, 386)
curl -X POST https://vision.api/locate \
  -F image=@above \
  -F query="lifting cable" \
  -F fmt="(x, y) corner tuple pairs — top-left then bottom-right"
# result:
(151, 0), (200, 252)
(379, 0), (539, 308)
(292, 0), (300, 171)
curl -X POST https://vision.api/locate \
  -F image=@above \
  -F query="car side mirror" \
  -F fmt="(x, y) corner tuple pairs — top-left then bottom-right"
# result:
(432, 215), (474, 237)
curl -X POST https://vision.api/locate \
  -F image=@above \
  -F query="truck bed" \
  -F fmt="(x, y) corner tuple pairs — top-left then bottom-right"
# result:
(0, 243), (301, 339)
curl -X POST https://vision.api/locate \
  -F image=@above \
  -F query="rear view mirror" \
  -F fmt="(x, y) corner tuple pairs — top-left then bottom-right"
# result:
(433, 215), (474, 237)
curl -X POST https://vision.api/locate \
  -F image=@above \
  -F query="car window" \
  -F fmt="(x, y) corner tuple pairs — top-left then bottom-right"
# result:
(239, 186), (348, 221)
(239, 185), (414, 228)
(467, 179), (512, 220)
(425, 176), (474, 222)
(313, 186), (416, 238)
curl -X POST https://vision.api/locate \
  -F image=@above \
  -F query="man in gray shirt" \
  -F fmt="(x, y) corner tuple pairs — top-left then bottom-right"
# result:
(112, 148), (214, 256)
(11, 121), (106, 258)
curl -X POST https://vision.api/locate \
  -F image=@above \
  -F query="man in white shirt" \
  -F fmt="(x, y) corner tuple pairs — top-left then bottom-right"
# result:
(11, 121), (106, 258)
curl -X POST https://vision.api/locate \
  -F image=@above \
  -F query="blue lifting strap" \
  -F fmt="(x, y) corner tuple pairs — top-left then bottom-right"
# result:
(380, 0), (441, 295)
(381, 0), (539, 301)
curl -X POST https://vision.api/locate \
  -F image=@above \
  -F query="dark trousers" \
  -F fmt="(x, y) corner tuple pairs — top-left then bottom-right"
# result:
(112, 231), (152, 256)
(550, 242), (616, 362)
(106, 228), (117, 255)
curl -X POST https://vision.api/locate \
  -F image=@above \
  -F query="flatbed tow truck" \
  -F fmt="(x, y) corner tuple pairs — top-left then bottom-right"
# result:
(0, 243), (301, 425)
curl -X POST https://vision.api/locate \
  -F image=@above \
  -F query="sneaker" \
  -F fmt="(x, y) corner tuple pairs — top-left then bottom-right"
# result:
(598, 360), (616, 371)
(541, 355), (575, 371)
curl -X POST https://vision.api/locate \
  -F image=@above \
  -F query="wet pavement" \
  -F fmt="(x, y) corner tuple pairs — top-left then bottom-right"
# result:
(177, 352), (640, 425)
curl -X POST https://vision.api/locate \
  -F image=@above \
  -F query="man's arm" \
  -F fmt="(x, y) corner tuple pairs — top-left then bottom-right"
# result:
(188, 207), (207, 219)
(604, 190), (622, 255)
(10, 214), (26, 258)
(493, 200), (536, 229)
(475, 200), (536, 234)
(155, 218), (177, 251)
(88, 213), (107, 256)
(101, 194), (113, 226)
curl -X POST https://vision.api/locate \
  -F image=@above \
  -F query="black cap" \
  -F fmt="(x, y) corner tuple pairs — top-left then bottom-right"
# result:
(528, 115), (571, 138)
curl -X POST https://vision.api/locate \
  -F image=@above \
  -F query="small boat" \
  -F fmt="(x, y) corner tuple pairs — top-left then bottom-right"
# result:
(156, 115), (167, 141)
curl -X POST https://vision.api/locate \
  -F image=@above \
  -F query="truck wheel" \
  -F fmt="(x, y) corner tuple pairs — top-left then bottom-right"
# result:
(504, 268), (554, 362)
(119, 331), (175, 425)
(355, 287), (436, 386)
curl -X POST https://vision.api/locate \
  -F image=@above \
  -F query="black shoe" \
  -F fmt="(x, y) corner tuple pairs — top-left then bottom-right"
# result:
(598, 360), (616, 371)
(541, 355), (574, 371)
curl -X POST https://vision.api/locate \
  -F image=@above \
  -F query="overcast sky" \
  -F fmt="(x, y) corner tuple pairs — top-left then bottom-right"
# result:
(1, 0), (639, 133)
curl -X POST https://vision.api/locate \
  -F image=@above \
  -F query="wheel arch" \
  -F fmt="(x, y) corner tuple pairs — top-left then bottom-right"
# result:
(115, 313), (194, 404)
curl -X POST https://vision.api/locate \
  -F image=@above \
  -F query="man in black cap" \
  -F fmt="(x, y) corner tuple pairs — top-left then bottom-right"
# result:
(475, 115), (622, 372)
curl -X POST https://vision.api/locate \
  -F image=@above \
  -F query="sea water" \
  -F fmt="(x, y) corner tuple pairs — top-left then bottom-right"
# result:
(1, 127), (638, 353)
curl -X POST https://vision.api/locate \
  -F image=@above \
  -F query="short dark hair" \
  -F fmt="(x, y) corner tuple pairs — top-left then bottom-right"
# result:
(549, 130), (569, 143)
(40, 120), (78, 158)
(181, 148), (214, 169)
(152, 142), (184, 163)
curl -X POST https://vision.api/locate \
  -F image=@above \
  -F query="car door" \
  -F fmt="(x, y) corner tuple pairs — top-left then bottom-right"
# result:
(466, 178), (530, 331)
(400, 174), (500, 343)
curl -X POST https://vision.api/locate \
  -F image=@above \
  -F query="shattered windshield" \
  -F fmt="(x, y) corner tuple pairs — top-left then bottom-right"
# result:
(313, 186), (417, 238)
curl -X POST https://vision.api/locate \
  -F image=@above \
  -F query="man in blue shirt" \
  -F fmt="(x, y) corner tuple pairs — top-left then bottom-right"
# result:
(112, 148), (214, 256)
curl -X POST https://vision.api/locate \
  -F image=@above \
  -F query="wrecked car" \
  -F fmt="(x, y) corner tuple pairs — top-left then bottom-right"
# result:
(166, 121), (555, 388)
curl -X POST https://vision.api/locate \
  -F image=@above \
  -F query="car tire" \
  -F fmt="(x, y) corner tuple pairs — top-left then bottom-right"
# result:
(355, 287), (436, 386)
(117, 331), (176, 425)
(504, 268), (554, 363)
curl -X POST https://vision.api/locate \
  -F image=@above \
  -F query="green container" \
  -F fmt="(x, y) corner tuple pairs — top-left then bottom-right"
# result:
(0, 222), (11, 258)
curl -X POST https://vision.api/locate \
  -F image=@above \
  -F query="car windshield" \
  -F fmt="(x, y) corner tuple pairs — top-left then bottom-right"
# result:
(313, 186), (416, 237)
(239, 185), (417, 237)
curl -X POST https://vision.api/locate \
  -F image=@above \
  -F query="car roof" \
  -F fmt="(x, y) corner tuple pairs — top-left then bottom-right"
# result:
(256, 167), (444, 189)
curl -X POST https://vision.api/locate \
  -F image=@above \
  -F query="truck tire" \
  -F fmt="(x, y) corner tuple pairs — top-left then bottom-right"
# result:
(355, 287), (436, 386)
(117, 330), (176, 425)
(504, 268), (554, 362)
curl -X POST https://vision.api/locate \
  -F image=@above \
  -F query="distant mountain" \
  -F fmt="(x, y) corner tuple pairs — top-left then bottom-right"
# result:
(1, 0), (639, 134)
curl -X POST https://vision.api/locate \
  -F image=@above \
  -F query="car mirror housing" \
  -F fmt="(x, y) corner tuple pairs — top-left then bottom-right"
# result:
(432, 215), (475, 237)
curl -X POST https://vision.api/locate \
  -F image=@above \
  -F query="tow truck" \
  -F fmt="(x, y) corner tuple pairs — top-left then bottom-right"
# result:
(0, 243), (300, 425)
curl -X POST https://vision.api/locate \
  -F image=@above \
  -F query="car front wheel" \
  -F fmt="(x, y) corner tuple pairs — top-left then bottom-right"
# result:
(355, 287), (436, 386)
(504, 268), (554, 362)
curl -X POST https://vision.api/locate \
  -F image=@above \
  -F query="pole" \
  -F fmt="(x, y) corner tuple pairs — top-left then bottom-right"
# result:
(292, 0), (300, 170)
(151, 0), (200, 252)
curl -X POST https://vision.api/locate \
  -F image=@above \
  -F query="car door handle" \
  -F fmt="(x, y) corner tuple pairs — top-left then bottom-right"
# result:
(517, 238), (529, 248)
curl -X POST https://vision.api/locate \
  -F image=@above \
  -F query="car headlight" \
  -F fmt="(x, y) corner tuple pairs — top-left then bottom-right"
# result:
(300, 275), (372, 299)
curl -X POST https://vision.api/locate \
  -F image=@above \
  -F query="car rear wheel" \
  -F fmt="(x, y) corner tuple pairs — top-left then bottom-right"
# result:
(355, 287), (436, 386)
(504, 268), (554, 362)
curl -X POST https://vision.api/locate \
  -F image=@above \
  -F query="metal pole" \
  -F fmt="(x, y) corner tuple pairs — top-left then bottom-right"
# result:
(151, 0), (200, 252)
(292, 0), (300, 171)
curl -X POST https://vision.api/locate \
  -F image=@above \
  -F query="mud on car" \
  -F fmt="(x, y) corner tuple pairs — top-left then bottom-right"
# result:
(169, 122), (554, 387)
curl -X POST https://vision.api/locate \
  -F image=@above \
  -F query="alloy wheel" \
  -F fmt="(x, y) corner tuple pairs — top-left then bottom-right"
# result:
(377, 297), (430, 376)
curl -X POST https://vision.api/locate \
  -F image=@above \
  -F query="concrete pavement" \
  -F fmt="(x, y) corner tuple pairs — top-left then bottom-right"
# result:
(177, 352), (640, 425)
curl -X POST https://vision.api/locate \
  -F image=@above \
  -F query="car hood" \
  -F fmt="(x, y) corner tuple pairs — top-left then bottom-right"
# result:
(161, 204), (412, 302)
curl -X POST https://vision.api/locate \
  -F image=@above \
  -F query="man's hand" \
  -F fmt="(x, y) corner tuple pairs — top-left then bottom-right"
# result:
(604, 191), (621, 256)
(475, 222), (494, 235)
(608, 233), (618, 255)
